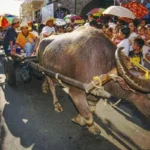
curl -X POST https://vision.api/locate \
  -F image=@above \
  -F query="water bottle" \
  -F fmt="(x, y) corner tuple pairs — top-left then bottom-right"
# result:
(7, 45), (10, 53)
(16, 46), (21, 53)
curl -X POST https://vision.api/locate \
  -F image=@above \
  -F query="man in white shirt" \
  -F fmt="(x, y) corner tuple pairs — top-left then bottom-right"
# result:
(117, 26), (130, 56)
(42, 17), (56, 38)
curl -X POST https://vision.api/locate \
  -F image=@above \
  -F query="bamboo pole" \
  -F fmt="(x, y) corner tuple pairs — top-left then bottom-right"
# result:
(29, 61), (111, 98)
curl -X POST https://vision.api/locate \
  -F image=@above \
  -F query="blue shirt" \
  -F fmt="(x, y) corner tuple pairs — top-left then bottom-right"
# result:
(3, 26), (18, 49)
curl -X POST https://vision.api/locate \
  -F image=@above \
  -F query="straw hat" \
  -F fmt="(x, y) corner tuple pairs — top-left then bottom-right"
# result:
(20, 22), (32, 30)
(44, 17), (55, 25)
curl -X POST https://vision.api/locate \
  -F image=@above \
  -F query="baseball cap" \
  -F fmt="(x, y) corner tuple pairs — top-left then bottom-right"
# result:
(12, 17), (20, 24)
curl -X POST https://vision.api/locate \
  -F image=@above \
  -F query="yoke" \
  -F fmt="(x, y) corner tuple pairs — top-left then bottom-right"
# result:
(4, 53), (136, 99)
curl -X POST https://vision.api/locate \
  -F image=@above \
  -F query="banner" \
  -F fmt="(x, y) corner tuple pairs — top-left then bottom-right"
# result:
(42, 3), (54, 22)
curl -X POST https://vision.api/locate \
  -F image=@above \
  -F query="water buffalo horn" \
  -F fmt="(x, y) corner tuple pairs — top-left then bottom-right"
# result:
(115, 47), (150, 93)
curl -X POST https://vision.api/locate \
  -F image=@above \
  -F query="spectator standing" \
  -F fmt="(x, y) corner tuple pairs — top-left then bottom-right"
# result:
(128, 21), (138, 51)
(3, 17), (20, 55)
(112, 28), (122, 45)
(117, 26), (130, 56)
(106, 27), (113, 39)
(140, 19), (146, 28)
(84, 14), (94, 27)
(41, 17), (56, 38)
(137, 26), (147, 39)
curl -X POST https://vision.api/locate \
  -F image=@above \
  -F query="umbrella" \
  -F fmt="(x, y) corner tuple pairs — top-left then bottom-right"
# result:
(5, 16), (14, 24)
(122, 2), (148, 19)
(88, 8), (105, 17)
(63, 14), (76, 21)
(0, 14), (17, 18)
(55, 18), (67, 26)
(70, 16), (85, 24)
(3, 14), (17, 17)
(0, 16), (10, 28)
(102, 6), (136, 19)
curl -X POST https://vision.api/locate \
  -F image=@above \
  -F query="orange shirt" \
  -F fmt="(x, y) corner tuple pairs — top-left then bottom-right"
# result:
(16, 32), (36, 48)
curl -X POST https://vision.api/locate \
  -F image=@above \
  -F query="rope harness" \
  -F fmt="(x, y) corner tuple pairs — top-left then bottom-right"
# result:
(55, 73), (68, 88)
(91, 75), (104, 90)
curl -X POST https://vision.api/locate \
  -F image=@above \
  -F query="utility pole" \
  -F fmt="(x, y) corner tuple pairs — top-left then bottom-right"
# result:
(74, 0), (76, 14)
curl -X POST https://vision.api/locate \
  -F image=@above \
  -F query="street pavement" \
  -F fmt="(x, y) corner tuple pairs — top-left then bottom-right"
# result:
(0, 54), (150, 150)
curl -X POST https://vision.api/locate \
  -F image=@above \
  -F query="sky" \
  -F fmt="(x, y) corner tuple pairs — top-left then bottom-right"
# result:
(0, 0), (22, 16)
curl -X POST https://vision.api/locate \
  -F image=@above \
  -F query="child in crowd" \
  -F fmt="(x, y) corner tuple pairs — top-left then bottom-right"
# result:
(106, 27), (113, 39)
(129, 38), (144, 65)
(102, 24), (109, 34)
(140, 19), (146, 28)
(112, 28), (122, 45)
(145, 28), (150, 45)
(137, 26), (146, 40)
(128, 21), (138, 51)
(117, 26), (130, 56)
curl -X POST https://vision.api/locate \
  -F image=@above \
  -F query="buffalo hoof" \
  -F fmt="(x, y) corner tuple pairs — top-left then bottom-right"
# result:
(72, 114), (86, 126)
(88, 122), (101, 135)
(88, 101), (97, 113)
(42, 86), (49, 94)
(54, 102), (63, 113)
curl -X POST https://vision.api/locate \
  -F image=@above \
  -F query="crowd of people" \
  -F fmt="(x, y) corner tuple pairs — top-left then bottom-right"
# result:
(1, 14), (150, 70)
(84, 14), (150, 67)
(102, 18), (150, 66)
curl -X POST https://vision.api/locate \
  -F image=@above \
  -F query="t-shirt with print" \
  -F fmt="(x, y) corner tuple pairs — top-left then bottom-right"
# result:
(129, 51), (143, 64)
(117, 38), (130, 56)
(16, 32), (36, 48)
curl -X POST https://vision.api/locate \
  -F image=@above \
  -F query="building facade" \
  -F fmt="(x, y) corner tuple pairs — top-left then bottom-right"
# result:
(20, 0), (147, 22)
(20, 0), (115, 22)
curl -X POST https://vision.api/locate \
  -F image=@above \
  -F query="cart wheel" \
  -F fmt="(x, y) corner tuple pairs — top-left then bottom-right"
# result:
(4, 56), (16, 85)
